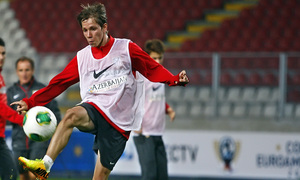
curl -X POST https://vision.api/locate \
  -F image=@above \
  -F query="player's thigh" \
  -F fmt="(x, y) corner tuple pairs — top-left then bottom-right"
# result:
(64, 106), (95, 131)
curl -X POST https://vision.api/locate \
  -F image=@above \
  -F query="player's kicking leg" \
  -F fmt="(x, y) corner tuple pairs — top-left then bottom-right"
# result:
(19, 106), (95, 179)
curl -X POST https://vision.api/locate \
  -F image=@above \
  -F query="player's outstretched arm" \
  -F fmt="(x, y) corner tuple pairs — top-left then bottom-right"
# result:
(10, 100), (28, 114)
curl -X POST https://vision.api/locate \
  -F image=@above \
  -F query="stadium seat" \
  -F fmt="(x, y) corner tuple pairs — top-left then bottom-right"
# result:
(294, 104), (300, 118)
(166, 87), (182, 101)
(261, 73), (278, 86)
(174, 103), (189, 117)
(190, 102), (203, 118)
(252, 7), (265, 19)
(248, 103), (263, 117)
(265, 58), (279, 69)
(219, 103), (232, 117)
(221, 58), (236, 69)
(233, 72), (248, 86)
(263, 104), (277, 118)
(202, 71), (212, 85)
(221, 39), (234, 52)
(249, 39), (262, 51)
(241, 87), (256, 103)
(287, 90), (300, 103)
(220, 72), (232, 86)
(248, 73), (262, 85)
(251, 59), (265, 69)
(177, 0), (300, 53)
(264, 39), (278, 51)
(269, 88), (279, 103)
(217, 87), (226, 101)
(232, 103), (247, 117)
(220, 19), (232, 30)
(290, 74), (300, 86)
(255, 29), (268, 40)
(235, 41), (248, 51)
(284, 103), (294, 118)
(188, 72), (201, 85)
(214, 30), (227, 40)
(203, 103), (214, 117)
(292, 41), (300, 51)
(196, 86), (211, 102)
(182, 86), (198, 102)
(227, 29), (240, 40)
(236, 58), (251, 69)
(226, 87), (241, 102)
(164, 59), (181, 69)
(195, 58), (212, 69)
(181, 58), (195, 69)
(255, 87), (272, 102)
(278, 39), (292, 51)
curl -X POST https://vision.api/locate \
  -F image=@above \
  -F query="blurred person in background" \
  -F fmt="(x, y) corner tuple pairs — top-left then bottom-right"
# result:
(11, 3), (189, 180)
(133, 39), (175, 180)
(0, 37), (22, 180)
(7, 56), (61, 180)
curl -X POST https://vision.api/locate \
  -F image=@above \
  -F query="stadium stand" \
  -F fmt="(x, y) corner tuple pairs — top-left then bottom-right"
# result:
(2, 0), (300, 121)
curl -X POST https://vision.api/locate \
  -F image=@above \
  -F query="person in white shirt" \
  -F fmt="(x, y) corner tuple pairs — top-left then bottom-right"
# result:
(133, 39), (175, 180)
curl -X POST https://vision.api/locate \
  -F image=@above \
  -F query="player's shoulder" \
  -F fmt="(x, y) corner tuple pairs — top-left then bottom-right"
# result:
(114, 38), (132, 46)
(115, 37), (131, 42)
(78, 45), (91, 53)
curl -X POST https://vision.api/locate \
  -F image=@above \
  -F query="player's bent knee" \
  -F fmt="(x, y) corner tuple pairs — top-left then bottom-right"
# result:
(63, 108), (84, 127)
(93, 168), (110, 180)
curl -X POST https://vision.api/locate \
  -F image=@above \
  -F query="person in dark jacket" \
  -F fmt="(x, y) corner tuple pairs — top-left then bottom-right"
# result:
(7, 56), (61, 180)
(0, 37), (20, 180)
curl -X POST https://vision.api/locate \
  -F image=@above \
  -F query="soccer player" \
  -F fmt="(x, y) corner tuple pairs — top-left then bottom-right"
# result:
(11, 3), (189, 180)
(133, 39), (175, 180)
(7, 56), (61, 180)
(0, 37), (22, 180)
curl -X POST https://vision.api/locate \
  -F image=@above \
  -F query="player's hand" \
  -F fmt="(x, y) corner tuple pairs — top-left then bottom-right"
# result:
(134, 128), (143, 134)
(167, 106), (176, 122)
(10, 100), (28, 114)
(177, 70), (189, 86)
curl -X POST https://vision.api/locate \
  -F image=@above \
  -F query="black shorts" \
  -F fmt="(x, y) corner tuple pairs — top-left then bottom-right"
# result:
(79, 103), (127, 170)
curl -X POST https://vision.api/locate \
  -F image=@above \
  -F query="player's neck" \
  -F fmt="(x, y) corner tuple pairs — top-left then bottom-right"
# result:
(99, 34), (109, 47)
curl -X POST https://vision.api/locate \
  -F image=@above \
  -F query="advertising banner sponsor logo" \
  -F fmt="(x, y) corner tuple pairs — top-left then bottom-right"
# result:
(112, 130), (300, 179)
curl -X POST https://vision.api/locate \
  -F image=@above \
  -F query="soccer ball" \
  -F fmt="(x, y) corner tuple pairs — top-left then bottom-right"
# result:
(23, 106), (57, 142)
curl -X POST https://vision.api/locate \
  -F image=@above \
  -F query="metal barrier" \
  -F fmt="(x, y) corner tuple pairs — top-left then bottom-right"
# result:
(164, 52), (300, 120)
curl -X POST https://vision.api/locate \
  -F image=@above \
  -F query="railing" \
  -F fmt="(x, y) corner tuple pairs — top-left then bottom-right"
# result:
(164, 52), (300, 120)
(4, 51), (300, 120)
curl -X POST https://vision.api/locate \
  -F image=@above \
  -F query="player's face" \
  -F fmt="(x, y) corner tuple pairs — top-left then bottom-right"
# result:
(81, 18), (107, 47)
(0, 45), (6, 69)
(16, 61), (34, 85)
(149, 52), (164, 65)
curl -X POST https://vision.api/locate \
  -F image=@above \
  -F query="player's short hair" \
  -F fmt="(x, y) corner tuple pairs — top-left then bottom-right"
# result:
(77, 2), (107, 28)
(0, 37), (5, 47)
(15, 56), (35, 70)
(144, 39), (165, 55)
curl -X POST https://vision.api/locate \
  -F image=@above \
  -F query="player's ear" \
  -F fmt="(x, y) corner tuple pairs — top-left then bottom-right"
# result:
(102, 23), (108, 33)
